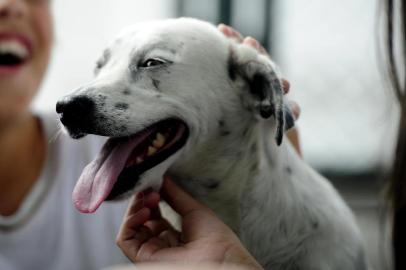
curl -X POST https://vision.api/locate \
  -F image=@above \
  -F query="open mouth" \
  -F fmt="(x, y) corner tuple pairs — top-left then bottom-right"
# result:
(0, 39), (30, 68)
(73, 119), (189, 213)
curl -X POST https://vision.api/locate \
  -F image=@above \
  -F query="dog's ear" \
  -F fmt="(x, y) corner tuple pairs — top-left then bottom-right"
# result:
(283, 103), (295, 132)
(229, 45), (294, 145)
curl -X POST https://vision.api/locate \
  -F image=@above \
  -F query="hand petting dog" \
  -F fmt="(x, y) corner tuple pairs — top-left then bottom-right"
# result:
(116, 177), (263, 270)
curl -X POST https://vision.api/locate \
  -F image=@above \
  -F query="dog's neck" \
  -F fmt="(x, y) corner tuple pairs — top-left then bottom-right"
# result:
(168, 116), (286, 231)
(239, 122), (328, 266)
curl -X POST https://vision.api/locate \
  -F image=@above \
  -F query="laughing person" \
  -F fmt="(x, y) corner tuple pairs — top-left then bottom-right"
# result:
(0, 1), (129, 269)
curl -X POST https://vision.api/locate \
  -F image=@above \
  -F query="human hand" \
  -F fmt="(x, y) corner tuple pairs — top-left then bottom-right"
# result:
(116, 177), (263, 270)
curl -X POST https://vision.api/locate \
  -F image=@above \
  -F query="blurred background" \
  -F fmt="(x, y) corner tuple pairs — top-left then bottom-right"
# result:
(33, 0), (397, 268)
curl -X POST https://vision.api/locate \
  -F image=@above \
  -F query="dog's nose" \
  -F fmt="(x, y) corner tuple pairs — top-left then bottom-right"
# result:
(56, 95), (95, 129)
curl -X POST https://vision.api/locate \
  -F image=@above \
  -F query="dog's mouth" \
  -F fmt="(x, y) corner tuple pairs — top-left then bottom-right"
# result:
(72, 119), (189, 213)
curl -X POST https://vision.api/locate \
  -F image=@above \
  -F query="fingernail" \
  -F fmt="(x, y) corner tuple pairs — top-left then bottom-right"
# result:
(245, 37), (259, 49)
(219, 25), (231, 35)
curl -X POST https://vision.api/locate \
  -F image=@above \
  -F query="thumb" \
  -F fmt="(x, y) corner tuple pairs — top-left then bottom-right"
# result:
(161, 177), (209, 217)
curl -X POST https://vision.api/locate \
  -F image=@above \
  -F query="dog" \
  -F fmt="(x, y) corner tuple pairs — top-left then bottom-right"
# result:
(56, 18), (367, 270)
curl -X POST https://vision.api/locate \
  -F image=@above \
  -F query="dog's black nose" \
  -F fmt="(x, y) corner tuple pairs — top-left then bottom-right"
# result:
(56, 95), (95, 130)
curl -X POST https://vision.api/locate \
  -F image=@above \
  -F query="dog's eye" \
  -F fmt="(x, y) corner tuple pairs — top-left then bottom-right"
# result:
(140, 58), (165, 68)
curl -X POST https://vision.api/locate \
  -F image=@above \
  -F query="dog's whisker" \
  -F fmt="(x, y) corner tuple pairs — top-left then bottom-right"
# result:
(49, 126), (63, 144)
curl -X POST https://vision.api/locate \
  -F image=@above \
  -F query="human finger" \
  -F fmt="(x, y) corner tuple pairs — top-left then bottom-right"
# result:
(161, 177), (210, 217)
(117, 207), (151, 241)
(125, 191), (160, 218)
(116, 208), (154, 261)
(145, 218), (177, 237)
(218, 24), (244, 42)
(282, 79), (290, 94)
(136, 237), (171, 261)
(243, 36), (267, 55)
(159, 229), (181, 247)
(117, 191), (159, 246)
(288, 100), (301, 120)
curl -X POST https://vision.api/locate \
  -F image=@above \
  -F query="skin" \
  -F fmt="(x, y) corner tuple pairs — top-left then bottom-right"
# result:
(0, 0), (52, 216)
(116, 25), (301, 269)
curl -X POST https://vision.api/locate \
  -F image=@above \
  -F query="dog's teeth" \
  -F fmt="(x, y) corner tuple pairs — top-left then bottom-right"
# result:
(136, 157), (144, 164)
(153, 133), (166, 148)
(147, 146), (158, 156)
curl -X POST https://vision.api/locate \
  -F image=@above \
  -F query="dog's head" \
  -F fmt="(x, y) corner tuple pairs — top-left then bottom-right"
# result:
(56, 18), (294, 213)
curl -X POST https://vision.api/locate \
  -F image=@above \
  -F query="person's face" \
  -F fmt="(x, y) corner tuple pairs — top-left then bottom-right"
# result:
(0, 0), (53, 128)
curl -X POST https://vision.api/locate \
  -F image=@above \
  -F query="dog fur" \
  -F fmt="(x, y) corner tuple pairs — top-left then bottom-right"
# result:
(58, 18), (367, 270)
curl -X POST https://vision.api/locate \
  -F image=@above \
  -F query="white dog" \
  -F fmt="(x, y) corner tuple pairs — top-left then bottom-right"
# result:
(56, 18), (367, 270)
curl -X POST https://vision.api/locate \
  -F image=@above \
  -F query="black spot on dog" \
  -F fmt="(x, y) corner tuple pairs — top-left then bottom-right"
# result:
(221, 130), (231, 136)
(97, 94), (107, 102)
(250, 162), (258, 173)
(203, 179), (220, 190)
(152, 79), (161, 91)
(98, 115), (107, 121)
(218, 120), (231, 136)
(312, 221), (319, 230)
(119, 126), (127, 133)
(123, 89), (131, 95)
(243, 128), (249, 137)
(115, 103), (129, 110)
(286, 166), (292, 174)
(250, 143), (257, 155)
(228, 48), (238, 81)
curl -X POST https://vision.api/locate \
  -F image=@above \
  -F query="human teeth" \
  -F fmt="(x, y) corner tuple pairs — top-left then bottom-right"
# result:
(136, 157), (144, 164)
(0, 40), (29, 59)
(147, 146), (157, 156)
(153, 133), (166, 148)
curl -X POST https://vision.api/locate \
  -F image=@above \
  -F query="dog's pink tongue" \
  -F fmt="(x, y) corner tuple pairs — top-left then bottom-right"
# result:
(73, 139), (137, 213)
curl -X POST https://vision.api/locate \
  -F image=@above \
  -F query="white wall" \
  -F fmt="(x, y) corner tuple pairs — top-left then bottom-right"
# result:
(33, 0), (175, 110)
(275, 0), (399, 171)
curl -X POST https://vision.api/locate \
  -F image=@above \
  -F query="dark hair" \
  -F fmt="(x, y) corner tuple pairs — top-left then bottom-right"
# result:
(386, 0), (406, 269)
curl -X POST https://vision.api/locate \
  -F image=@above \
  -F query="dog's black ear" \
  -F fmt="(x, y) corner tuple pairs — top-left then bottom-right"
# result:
(230, 46), (287, 145)
(249, 69), (285, 145)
